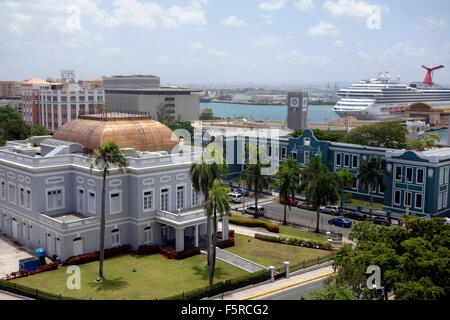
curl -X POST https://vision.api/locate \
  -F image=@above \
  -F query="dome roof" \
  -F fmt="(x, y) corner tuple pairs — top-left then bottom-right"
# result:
(53, 114), (179, 153)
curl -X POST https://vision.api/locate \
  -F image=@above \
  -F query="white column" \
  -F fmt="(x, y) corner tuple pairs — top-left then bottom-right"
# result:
(194, 225), (199, 247)
(222, 216), (229, 241)
(175, 227), (184, 252)
(284, 261), (290, 278)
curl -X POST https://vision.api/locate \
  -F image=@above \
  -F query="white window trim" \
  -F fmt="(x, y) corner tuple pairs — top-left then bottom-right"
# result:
(77, 187), (84, 214)
(415, 193), (423, 210)
(144, 226), (152, 244)
(45, 186), (65, 211)
(8, 182), (17, 205)
(352, 155), (359, 169)
(394, 165), (402, 182)
(304, 151), (310, 164)
(176, 183), (186, 211)
(109, 189), (122, 215)
(18, 184), (25, 208)
(439, 167), (445, 185)
(143, 188), (155, 212)
(281, 147), (287, 159)
(405, 167), (413, 183)
(0, 179), (6, 200)
(404, 191), (412, 208)
(25, 187), (31, 211)
(378, 182), (385, 195)
(335, 153), (341, 167)
(192, 188), (200, 207)
(291, 151), (297, 159)
(344, 154), (350, 168)
(111, 229), (120, 247)
(444, 191), (448, 209)
(393, 190), (401, 206)
(416, 168), (425, 185)
(160, 186), (171, 212)
(445, 167), (449, 184)
(88, 189), (96, 215)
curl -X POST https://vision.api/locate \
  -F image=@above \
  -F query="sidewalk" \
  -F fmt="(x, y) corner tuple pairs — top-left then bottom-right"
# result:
(212, 265), (335, 300)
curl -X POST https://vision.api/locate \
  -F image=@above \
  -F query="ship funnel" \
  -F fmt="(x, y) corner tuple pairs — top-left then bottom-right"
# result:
(422, 65), (444, 85)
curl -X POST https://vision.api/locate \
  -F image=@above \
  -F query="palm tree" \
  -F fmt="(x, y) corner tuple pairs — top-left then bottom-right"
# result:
(336, 168), (355, 212)
(189, 143), (227, 266)
(89, 142), (128, 278)
(204, 179), (231, 286)
(241, 144), (271, 218)
(357, 155), (389, 216)
(273, 157), (301, 225)
(300, 155), (340, 233)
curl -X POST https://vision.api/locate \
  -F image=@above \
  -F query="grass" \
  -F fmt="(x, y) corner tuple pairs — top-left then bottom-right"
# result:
(11, 253), (248, 300)
(278, 225), (325, 242)
(225, 234), (332, 269)
(349, 199), (384, 210)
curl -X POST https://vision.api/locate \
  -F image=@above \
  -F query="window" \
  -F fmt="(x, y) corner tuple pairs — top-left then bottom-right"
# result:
(417, 169), (424, 184)
(444, 192), (448, 209)
(110, 192), (121, 215)
(404, 192), (412, 208)
(77, 189), (84, 213)
(415, 194), (423, 210)
(352, 156), (358, 168)
(176, 186), (185, 210)
(88, 192), (96, 214)
(268, 146), (272, 157)
(352, 178), (357, 190)
(25, 189), (31, 210)
(192, 190), (200, 206)
(304, 151), (310, 164)
(144, 226), (152, 244)
(336, 154), (342, 166)
(304, 138), (310, 146)
(111, 229), (120, 247)
(281, 147), (286, 159)
(406, 167), (413, 183)
(8, 183), (16, 204)
(395, 166), (402, 181)
(143, 190), (153, 211)
(439, 167), (445, 185)
(379, 182), (385, 194)
(445, 167), (449, 184)
(344, 154), (350, 167)
(161, 189), (169, 211)
(394, 190), (401, 205)
(1, 180), (7, 200)
(19, 186), (25, 207)
(47, 188), (64, 210)
(292, 152), (297, 160)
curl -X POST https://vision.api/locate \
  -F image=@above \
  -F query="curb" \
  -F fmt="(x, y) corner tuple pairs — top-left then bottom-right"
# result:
(242, 271), (337, 300)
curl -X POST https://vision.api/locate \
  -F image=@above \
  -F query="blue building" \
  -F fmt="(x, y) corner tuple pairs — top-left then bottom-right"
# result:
(210, 128), (450, 218)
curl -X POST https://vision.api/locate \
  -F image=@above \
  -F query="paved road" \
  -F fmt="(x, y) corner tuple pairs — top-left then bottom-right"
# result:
(260, 278), (327, 300)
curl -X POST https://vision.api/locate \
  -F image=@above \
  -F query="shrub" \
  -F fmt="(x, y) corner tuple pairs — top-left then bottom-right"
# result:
(5, 262), (60, 280)
(217, 237), (235, 249)
(254, 233), (280, 243)
(279, 235), (332, 250)
(64, 245), (132, 266)
(229, 217), (279, 233)
(135, 245), (201, 260)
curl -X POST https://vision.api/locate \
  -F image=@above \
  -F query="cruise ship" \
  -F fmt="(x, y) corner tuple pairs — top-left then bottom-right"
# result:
(333, 65), (450, 120)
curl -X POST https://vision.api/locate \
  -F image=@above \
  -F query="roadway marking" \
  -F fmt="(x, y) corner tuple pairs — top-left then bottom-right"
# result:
(242, 271), (337, 300)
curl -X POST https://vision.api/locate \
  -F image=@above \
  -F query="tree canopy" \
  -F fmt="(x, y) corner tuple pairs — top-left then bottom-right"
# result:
(333, 216), (450, 300)
(290, 128), (345, 142)
(344, 120), (408, 149)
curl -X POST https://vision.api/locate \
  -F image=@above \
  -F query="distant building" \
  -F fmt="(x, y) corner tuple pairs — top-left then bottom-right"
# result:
(0, 81), (21, 98)
(287, 92), (308, 130)
(102, 75), (200, 121)
(20, 73), (105, 131)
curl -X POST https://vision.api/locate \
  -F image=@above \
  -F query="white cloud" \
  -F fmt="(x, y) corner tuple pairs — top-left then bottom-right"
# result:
(323, 0), (387, 19)
(98, 47), (123, 57)
(254, 36), (283, 47)
(189, 41), (204, 51)
(416, 17), (447, 31)
(294, 0), (314, 11)
(308, 22), (340, 36)
(261, 14), (274, 25)
(331, 39), (345, 51)
(208, 48), (228, 57)
(258, 0), (286, 11)
(220, 16), (245, 27)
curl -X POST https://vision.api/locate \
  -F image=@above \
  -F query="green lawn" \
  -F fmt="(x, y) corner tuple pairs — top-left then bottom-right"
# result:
(278, 225), (326, 241)
(225, 234), (332, 269)
(11, 253), (248, 300)
(349, 199), (384, 210)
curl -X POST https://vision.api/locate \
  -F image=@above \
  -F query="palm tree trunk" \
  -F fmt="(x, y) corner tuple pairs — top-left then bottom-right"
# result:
(254, 179), (258, 218)
(209, 206), (217, 286)
(370, 188), (374, 216)
(315, 207), (321, 234)
(283, 203), (287, 225)
(98, 168), (107, 278)
(205, 194), (211, 267)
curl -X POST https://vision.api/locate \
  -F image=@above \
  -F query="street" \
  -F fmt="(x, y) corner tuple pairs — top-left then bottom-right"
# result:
(259, 278), (328, 300)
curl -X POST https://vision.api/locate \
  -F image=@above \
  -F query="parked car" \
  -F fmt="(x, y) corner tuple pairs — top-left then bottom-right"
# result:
(444, 217), (450, 225)
(328, 217), (352, 228)
(245, 205), (265, 216)
(343, 211), (368, 221)
(373, 216), (391, 226)
(280, 198), (299, 207)
(235, 187), (249, 196)
(298, 202), (315, 211)
(320, 205), (342, 216)
(229, 193), (243, 204)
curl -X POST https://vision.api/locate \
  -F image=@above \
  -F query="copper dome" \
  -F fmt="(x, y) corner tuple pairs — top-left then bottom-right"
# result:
(53, 114), (179, 153)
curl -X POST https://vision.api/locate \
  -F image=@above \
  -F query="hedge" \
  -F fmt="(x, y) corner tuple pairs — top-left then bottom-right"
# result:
(279, 235), (333, 250)
(135, 245), (200, 260)
(163, 269), (271, 300)
(4, 262), (60, 280)
(229, 216), (279, 233)
(64, 245), (132, 266)
(0, 279), (79, 300)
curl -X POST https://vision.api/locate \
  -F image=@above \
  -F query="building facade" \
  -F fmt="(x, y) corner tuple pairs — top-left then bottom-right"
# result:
(21, 78), (105, 131)
(0, 115), (219, 261)
(103, 75), (200, 121)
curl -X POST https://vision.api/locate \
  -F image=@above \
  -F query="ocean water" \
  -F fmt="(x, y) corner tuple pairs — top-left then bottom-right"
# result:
(200, 102), (337, 124)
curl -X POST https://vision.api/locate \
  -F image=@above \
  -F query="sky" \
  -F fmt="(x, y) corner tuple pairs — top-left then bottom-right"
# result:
(1, 0), (450, 87)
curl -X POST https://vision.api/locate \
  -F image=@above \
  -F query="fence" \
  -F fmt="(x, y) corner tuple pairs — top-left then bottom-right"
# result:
(274, 253), (335, 280)
(0, 280), (78, 300)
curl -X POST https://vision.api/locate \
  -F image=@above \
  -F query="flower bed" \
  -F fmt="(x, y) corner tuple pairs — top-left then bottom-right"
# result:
(254, 233), (332, 250)
(135, 245), (200, 260)
(64, 245), (132, 266)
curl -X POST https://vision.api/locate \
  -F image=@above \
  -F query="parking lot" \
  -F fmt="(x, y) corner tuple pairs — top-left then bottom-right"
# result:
(0, 234), (34, 279)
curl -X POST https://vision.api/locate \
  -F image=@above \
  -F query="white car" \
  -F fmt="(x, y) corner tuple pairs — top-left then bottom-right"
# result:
(444, 217), (450, 225)
(229, 193), (243, 204)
